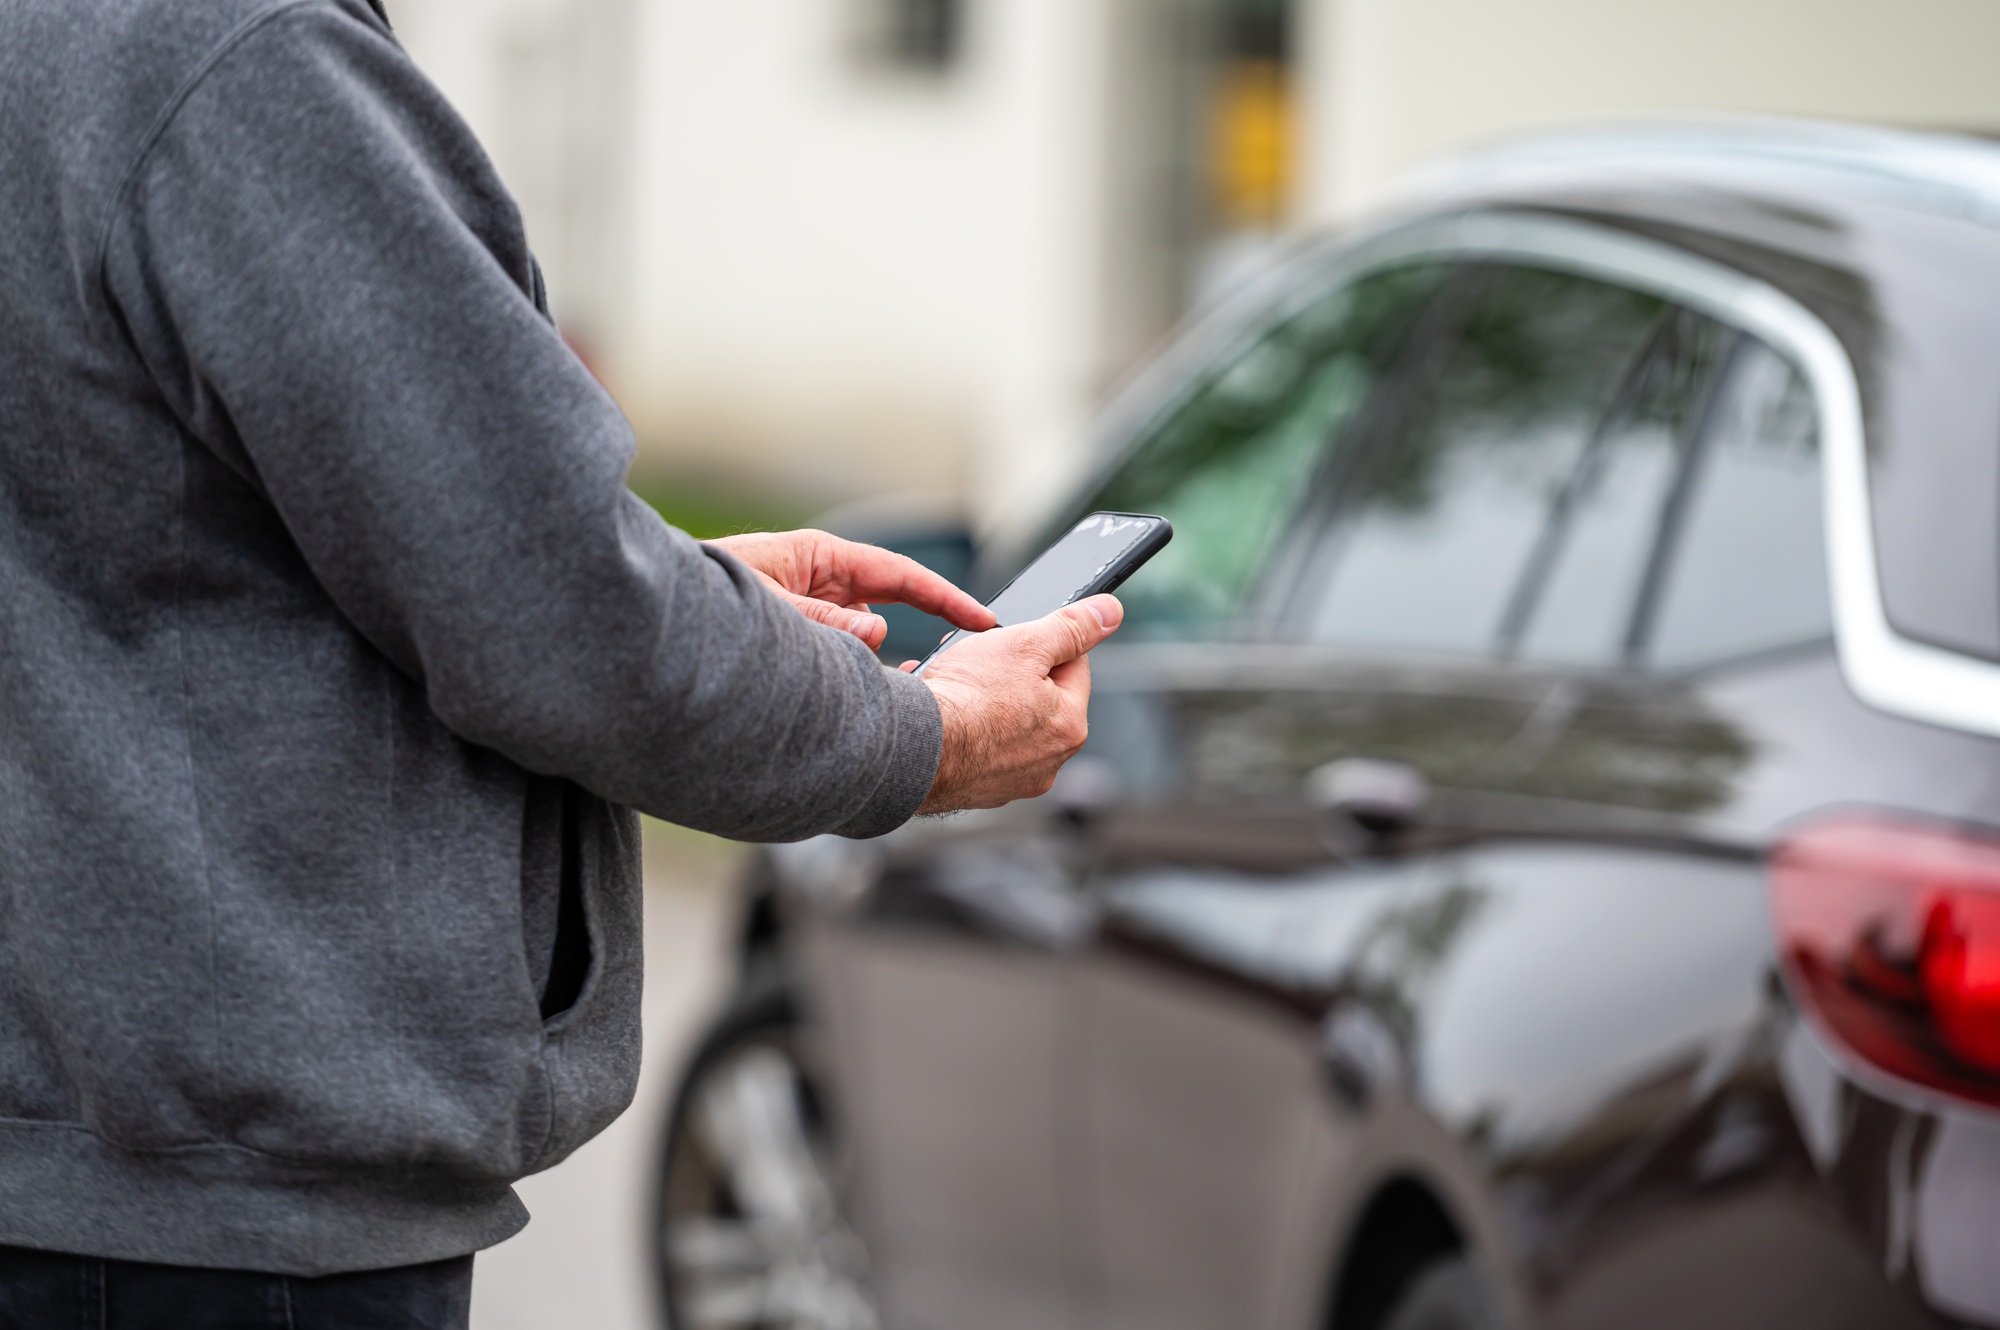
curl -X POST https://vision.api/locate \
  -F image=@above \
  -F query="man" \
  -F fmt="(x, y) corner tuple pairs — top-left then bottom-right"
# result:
(0, 0), (1120, 1324)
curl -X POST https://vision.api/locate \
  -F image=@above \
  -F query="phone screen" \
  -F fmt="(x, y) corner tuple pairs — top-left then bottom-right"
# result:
(984, 513), (1162, 627)
(914, 512), (1168, 674)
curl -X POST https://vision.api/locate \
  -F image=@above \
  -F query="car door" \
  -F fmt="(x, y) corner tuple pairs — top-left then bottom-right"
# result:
(788, 806), (1084, 1330)
(1066, 262), (1739, 1330)
(788, 260), (1452, 1330)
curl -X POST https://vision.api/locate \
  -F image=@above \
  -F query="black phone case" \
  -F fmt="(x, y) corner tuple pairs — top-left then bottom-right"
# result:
(912, 513), (1172, 675)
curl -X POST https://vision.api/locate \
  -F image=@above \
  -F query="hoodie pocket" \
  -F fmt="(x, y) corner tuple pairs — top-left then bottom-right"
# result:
(527, 797), (643, 1174)
(538, 781), (595, 1025)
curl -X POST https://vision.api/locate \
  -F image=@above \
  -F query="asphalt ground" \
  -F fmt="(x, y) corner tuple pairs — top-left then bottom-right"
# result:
(470, 827), (744, 1330)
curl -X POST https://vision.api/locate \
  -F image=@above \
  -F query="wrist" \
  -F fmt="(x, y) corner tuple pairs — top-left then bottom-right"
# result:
(918, 680), (974, 816)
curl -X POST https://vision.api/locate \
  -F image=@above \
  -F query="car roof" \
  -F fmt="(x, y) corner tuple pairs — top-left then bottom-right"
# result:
(1382, 116), (2000, 234)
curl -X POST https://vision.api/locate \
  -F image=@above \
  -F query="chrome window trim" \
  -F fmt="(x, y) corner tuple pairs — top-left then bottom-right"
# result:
(1305, 210), (2000, 739)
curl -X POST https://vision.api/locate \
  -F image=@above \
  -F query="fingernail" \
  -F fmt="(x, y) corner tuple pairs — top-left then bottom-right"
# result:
(848, 613), (885, 640)
(1086, 596), (1122, 629)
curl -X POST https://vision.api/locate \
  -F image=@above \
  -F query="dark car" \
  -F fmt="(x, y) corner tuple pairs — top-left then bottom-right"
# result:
(651, 121), (2000, 1330)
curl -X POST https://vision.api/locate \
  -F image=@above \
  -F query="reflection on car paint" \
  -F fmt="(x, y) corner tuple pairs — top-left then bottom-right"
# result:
(679, 154), (2000, 1330)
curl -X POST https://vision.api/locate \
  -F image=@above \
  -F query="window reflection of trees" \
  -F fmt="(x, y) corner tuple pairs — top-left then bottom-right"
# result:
(1088, 263), (1448, 639)
(1645, 343), (1830, 669)
(1509, 309), (1736, 666)
(1303, 267), (1666, 656)
(1167, 678), (1751, 816)
(1364, 268), (1664, 519)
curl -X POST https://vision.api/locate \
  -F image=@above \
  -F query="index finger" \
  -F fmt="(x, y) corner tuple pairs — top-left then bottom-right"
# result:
(826, 540), (995, 631)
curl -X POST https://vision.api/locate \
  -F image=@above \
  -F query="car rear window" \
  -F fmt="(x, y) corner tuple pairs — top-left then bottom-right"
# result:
(1513, 308), (1735, 667)
(1297, 265), (1663, 655)
(1642, 340), (1832, 669)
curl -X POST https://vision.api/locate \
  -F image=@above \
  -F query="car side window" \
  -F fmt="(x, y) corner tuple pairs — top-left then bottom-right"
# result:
(1640, 339), (1830, 669)
(1509, 309), (1736, 666)
(1083, 263), (1446, 640)
(1296, 265), (1664, 655)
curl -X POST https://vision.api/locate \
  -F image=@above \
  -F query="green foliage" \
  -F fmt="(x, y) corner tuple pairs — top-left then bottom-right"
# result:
(625, 469), (816, 541)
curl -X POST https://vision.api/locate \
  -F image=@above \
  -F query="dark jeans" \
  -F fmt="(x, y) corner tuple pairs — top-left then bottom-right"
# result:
(0, 1244), (471, 1330)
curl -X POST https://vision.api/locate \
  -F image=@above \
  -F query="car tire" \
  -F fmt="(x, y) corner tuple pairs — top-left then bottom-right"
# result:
(650, 982), (880, 1330)
(1377, 1256), (1504, 1330)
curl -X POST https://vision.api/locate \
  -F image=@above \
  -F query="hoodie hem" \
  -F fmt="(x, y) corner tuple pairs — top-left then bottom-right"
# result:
(0, 1120), (528, 1276)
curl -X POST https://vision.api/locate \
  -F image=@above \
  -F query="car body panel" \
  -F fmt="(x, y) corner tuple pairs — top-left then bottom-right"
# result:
(746, 123), (2000, 1330)
(794, 825), (1084, 1330)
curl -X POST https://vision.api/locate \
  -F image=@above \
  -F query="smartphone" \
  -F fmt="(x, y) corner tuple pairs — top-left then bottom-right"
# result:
(911, 512), (1172, 676)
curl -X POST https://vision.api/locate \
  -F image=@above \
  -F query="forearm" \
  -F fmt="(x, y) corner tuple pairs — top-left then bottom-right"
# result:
(425, 501), (945, 839)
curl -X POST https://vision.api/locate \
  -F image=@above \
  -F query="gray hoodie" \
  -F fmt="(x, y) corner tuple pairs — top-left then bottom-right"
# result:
(0, 0), (942, 1275)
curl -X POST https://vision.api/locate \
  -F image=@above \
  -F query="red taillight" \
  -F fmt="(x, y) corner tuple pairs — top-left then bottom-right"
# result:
(1771, 815), (2000, 1108)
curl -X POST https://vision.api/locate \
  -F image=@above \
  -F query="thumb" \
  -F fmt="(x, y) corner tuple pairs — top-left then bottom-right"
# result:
(1019, 594), (1123, 668)
(779, 589), (887, 649)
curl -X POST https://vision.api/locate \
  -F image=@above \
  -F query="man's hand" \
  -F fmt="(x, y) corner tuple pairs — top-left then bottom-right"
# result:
(710, 529), (995, 649)
(914, 594), (1123, 814)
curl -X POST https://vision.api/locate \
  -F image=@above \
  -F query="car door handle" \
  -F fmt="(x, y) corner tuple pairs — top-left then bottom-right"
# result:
(1304, 758), (1430, 847)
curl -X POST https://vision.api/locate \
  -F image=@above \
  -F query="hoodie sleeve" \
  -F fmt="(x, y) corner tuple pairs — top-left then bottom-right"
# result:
(99, 0), (940, 840)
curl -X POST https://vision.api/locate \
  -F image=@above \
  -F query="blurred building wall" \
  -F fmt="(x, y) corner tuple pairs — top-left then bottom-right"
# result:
(610, 0), (1136, 522)
(394, 0), (1204, 528)
(389, 0), (630, 340)
(388, 0), (2000, 530)
(1300, 0), (2000, 219)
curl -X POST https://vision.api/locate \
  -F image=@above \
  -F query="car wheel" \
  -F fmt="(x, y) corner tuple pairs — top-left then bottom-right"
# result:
(1378, 1256), (1504, 1330)
(651, 985), (880, 1330)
